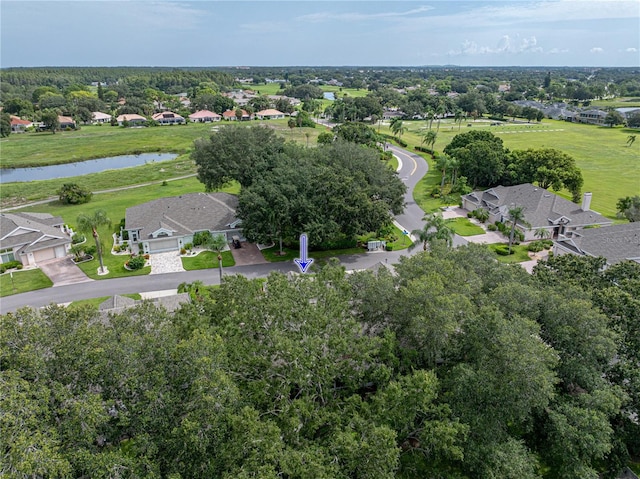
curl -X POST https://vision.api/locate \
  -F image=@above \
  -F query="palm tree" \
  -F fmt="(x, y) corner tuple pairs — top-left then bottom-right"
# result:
(206, 233), (228, 283)
(506, 206), (530, 254)
(534, 228), (551, 240)
(435, 154), (453, 191)
(421, 130), (437, 153)
(390, 117), (405, 139)
(627, 135), (636, 147)
(454, 109), (464, 131)
(409, 213), (453, 252)
(77, 210), (111, 274)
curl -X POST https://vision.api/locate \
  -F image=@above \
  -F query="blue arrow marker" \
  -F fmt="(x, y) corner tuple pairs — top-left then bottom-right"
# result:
(294, 233), (314, 273)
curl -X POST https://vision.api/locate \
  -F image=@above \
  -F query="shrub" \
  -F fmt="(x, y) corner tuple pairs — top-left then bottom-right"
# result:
(180, 248), (187, 255)
(84, 245), (97, 256)
(467, 212), (473, 218)
(162, 180), (168, 186)
(193, 231), (212, 246)
(527, 241), (544, 253)
(542, 239), (553, 249)
(58, 183), (92, 205)
(71, 233), (85, 244)
(385, 244), (393, 251)
(143, 254), (150, 260)
(184, 243), (193, 251)
(0, 260), (22, 273)
(494, 245), (514, 256)
(414, 145), (434, 155)
(487, 224), (497, 231)
(113, 244), (121, 253)
(126, 255), (146, 270)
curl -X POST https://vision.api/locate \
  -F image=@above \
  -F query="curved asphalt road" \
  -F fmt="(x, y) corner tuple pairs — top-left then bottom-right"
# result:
(1, 144), (465, 314)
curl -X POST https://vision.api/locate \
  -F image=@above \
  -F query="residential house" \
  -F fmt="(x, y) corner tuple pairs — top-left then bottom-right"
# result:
(461, 184), (612, 241)
(616, 107), (640, 121)
(99, 293), (190, 314)
(152, 111), (185, 125)
(58, 116), (76, 129)
(554, 222), (640, 266)
(92, 111), (112, 124)
(189, 110), (222, 123)
(9, 115), (33, 133)
(116, 114), (147, 126)
(124, 192), (243, 254)
(255, 109), (285, 120)
(222, 109), (252, 121)
(0, 213), (72, 266)
(267, 95), (301, 107)
(576, 109), (608, 125)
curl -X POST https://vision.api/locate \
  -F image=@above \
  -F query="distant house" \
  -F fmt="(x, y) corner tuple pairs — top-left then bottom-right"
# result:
(152, 111), (185, 125)
(616, 107), (640, 121)
(576, 109), (608, 125)
(116, 114), (147, 126)
(382, 109), (405, 120)
(255, 109), (285, 120)
(124, 192), (243, 254)
(267, 95), (301, 106)
(99, 293), (190, 314)
(189, 110), (222, 123)
(58, 116), (76, 129)
(222, 109), (252, 121)
(554, 222), (640, 266)
(0, 212), (72, 266)
(92, 111), (112, 124)
(9, 115), (32, 133)
(461, 184), (612, 241)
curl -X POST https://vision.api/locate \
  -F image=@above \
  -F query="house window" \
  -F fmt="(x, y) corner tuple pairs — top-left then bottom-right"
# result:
(0, 248), (16, 264)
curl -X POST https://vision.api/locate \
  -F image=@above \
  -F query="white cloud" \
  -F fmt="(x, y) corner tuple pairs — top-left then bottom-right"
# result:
(625, 47), (638, 52)
(548, 48), (570, 54)
(295, 5), (434, 23)
(590, 47), (604, 53)
(449, 35), (543, 56)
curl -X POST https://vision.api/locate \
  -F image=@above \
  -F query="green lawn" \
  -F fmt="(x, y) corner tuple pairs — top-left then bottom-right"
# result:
(76, 251), (151, 280)
(181, 250), (235, 270)
(67, 293), (141, 310)
(390, 118), (640, 219)
(0, 269), (54, 297)
(487, 243), (532, 263)
(445, 217), (486, 236)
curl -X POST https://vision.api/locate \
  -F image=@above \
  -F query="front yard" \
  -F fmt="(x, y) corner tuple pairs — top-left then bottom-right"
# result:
(181, 251), (236, 270)
(0, 269), (54, 297)
(445, 217), (486, 236)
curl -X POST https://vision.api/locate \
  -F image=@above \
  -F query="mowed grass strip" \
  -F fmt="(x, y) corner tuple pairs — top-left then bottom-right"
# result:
(445, 217), (486, 236)
(487, 243), (532, 263)
(0, 269), (53, 297)
(67, 293), (141, 310)
(76, 252), (151, 280)
(182, 251), (235, 270)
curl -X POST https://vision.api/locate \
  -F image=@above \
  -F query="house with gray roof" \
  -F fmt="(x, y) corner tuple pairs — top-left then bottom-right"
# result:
(576, 109), (608, 125)
(99, 293), (191, 313)
(124, 193), (242, 254)
(554, 222), (640, 266)
(0, 212), (71, 266)
(461, 184), (612, 241)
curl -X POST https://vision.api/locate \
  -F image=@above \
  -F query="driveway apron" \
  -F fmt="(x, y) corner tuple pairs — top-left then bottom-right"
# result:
(38, 257), (92, 287)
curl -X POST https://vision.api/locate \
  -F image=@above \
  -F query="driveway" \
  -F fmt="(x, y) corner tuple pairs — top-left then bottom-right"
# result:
(149, 251), (185, 275)
(231, 242), (268, 266)
(38, 257), (92, 287)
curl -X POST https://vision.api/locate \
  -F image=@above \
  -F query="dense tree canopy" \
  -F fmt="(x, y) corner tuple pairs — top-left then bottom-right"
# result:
(3, 247), (637, 478)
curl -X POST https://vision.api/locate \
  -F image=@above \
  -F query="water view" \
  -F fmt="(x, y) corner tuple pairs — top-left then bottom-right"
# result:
(0, 152), (178, 183)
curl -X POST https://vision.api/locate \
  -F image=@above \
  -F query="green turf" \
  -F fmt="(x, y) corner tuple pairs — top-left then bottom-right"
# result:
(0, 269), (54, 297)
(75, 251), (151, 280)
(181, 250), (235, 270)
(67, 293), (141, 310)
(445, 217), (486, 236)
(487, 243), (532, 263)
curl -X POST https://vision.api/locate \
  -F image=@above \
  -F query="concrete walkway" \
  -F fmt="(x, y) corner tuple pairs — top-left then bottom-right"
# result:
(38, 257), (92, 287)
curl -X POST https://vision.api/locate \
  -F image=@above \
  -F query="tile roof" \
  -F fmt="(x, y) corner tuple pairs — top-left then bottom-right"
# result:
(117, 114), (147, 122)
(125, 193), (239, 239)
(189, 110), (221, 119)
(462, 184), (611, 229)
(256, 109), (284, 116)
(152, 111), (184, 121)
(92, 111), (112, 120)
(556, 222), (640, 265)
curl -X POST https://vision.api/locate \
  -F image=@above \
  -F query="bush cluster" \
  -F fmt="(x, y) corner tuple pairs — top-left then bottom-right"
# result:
(193, 231), (213, 246)
(0, 260), (23, 273)
(494, 245), (514, 256)
(71, 233), (85, 244)
(126, 255), (146, 270)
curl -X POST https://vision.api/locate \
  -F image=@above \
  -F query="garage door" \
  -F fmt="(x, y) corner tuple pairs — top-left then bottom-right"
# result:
(54, 245), (67, 258)
(33, 248), (56, 263)
(149, 238), (179, 253)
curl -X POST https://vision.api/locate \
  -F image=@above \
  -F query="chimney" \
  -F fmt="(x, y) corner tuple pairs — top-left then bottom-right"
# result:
(581, 192), (592, 211)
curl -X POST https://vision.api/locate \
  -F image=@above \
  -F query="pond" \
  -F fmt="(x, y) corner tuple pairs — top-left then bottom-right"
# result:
(0, 152), (179, 183)
(323, 92), (335, 101)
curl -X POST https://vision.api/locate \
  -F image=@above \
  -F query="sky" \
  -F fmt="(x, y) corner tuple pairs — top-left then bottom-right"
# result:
(1, 0), (639, 68)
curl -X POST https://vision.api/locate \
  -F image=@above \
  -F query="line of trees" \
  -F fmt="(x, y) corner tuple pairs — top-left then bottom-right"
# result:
(3, 248), (638, 477)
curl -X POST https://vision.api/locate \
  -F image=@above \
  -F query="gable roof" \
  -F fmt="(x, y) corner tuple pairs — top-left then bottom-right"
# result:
(58, 115), (75, 124)
(92, 111), (111, 120)
(0, 212), (70, 253)
(556, 222), (640, 265)
(125, 192), (240, 239)
(222, 109), (250, 118)
(152, 111), (184, 121)
(462, 184), (611, 229)
(10, 115), (32, 126)
(256, 109), (284, 116)
(189, 110), (221, 119)
(117, 113), (147, 122)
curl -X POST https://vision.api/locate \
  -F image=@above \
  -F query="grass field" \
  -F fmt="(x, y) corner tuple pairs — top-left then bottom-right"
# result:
(0, 269), (53, 297)
(76, 252), (151, 280)
(385, 118), (639, 219)
(487, 243), (532, 263)
(261, 245), (365, 263)
(181, 250), (235, 270)
(445, 217), (486, 236)
(67, 293), (141, 310)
